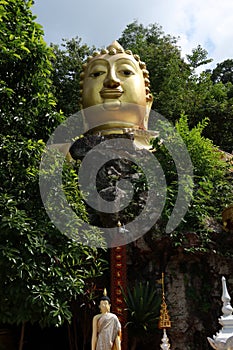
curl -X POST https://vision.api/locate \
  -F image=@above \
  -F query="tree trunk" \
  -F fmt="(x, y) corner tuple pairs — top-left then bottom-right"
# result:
(18, 322), (25, 350)
(67, 323), (73, 350)
(130, 337), (138, 350)
(67, 322), (79, 350)
(73, 318), (78, 350)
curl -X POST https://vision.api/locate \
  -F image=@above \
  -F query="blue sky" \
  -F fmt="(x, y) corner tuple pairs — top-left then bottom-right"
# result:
(32, 0), (233, 69)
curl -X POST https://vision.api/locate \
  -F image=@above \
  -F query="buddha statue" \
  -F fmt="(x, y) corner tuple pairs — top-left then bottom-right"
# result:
(91, 291), (121, 350)
(53, 41), (157, 158)
(71, 40), (157, 152)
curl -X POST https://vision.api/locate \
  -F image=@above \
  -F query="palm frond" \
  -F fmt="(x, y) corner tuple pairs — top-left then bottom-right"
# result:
(121, 281), (161, 336)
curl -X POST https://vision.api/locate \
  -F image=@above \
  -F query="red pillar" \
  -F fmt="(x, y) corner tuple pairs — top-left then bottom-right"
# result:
(110, 245), (128, 350)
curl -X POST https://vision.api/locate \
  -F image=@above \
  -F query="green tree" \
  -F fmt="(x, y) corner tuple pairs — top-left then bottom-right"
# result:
(211, 59), (233, 84)
(151, 115), (233, 251)
(182, 68), (233, 153)
(0, 0), (63, 140)
(50, 37), (94, 116)
(207, 59), (233, 152)
(0, 1), (106, 347)
(186, 45), (212, 69)
(117, 21), (233, 152)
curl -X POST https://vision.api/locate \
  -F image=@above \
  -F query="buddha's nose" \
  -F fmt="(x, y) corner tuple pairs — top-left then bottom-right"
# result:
(103, 70), (120, 88)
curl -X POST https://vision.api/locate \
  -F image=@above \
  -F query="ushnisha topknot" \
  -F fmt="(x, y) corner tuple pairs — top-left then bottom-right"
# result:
(100, 288), (110, 303)
(79, 40), (153, 104)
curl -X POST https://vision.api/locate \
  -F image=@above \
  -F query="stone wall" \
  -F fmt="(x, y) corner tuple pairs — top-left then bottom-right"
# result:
(127, 235), (233, 350)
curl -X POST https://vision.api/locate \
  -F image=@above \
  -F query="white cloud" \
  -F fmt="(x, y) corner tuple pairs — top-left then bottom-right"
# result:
(32, 0), (233, 68)
(160, 0), (233, 65)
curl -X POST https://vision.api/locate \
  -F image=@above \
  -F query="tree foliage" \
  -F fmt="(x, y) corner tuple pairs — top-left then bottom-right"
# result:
(117, 21), (233, 152)
(0, 0), (107, 329)
(151, 115), (233, 250)
(211, 59), (233, 84)
(0, 0), (63, 140)
(50, 37), (94, 117)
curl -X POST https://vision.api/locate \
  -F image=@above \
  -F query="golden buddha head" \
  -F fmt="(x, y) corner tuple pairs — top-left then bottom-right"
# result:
(79, 41), (153, 132)
(99, 296), (111, 313)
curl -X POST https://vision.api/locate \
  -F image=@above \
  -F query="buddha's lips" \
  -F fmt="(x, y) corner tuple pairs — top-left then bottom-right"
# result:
(100, 88), (123, 99)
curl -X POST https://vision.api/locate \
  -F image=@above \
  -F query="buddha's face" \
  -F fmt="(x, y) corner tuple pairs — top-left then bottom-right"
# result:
(81, 43), (153, 132)
(82, 53), (147, 111)
(99, 300), (111, 313)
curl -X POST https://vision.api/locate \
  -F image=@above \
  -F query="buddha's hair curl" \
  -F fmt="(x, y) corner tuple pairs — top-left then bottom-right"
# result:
(79, 41), (153, 103)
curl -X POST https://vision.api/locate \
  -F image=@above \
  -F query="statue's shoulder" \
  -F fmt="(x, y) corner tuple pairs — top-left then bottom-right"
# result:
(93, 313), (102, 322)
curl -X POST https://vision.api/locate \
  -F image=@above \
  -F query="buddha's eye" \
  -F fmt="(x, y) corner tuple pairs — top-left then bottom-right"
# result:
(89, 71), (105, 78)
(120, 69), (134, 76)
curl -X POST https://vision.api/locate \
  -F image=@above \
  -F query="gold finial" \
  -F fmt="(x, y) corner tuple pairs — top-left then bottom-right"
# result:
(107, 40), (124, 53)
(103, 288), (107, 297)
(117, 220), (122, 227)
(158, 273), (171, 329)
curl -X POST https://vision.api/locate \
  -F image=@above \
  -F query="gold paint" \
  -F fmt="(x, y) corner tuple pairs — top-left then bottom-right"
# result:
(80, 41), (153, 132)
(222, 205), (233, 231)
(139, 62), (146, 69)
(125, 49), (132, 55)
(101, 48), (108, 54)
(144, 78), (150, 86)
(109, 47), (117, 55)
(158, 273), (172, 329)
(133, 54), (140, 61)
(142, 69), (149, 77)
(107, 40), (124, 53)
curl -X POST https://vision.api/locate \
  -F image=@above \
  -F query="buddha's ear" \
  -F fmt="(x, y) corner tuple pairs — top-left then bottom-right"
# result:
(146, 95), (153, 114)
(143, 96), (153, 129)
